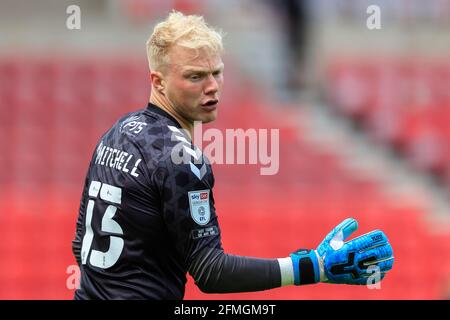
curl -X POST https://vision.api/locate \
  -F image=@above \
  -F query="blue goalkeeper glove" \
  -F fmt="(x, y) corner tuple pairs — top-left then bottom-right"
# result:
(290, 218), (394, 285)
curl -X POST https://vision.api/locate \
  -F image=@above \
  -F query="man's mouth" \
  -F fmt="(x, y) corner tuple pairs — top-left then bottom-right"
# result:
(202, 99), (219, 107)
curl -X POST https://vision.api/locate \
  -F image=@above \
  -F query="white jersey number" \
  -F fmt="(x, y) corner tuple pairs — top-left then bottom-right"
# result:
(80, 181), (124, 269)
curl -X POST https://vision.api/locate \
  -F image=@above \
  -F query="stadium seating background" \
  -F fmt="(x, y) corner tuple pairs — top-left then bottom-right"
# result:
(0, 54), (449, 299)
(327, 57), (450, 185)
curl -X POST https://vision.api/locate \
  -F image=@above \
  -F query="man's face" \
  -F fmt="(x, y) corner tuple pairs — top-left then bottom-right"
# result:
(163, 45), (224, 124)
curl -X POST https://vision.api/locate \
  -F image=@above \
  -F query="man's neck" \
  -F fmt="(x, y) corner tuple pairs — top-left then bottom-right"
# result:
(149, 94), (193, 138)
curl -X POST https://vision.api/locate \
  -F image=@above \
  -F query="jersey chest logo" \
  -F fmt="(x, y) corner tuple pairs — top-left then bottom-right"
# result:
(188, 190), (211, 225)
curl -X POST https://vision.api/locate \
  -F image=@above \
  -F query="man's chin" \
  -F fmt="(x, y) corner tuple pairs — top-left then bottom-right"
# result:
(199, 110), (218, 123)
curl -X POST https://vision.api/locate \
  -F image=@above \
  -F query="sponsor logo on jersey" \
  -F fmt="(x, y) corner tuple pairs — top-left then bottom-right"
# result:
(120, 115), (147, 135)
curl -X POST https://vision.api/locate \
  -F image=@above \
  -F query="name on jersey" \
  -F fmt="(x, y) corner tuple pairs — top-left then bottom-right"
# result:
(94, 141), (142, 177)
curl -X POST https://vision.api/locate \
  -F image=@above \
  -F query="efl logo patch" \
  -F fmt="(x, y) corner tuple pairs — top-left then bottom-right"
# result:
(188, 190), (211, 226)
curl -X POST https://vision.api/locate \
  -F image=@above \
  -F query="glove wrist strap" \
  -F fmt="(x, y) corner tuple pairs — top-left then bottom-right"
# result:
(290, 249), (320, 285)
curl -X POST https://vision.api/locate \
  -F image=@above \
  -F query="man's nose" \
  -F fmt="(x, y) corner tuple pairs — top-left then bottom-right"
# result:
(204, 74), (219, 95)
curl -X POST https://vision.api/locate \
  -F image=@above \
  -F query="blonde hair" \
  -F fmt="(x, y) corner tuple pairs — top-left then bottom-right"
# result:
(146, 11), (224, 72)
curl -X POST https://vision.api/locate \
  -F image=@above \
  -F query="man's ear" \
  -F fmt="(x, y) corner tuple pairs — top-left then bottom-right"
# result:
(150, 71), (165, 94)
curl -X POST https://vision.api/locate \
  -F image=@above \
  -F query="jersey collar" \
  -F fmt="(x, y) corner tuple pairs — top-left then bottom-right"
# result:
(146, 103), (183, 129)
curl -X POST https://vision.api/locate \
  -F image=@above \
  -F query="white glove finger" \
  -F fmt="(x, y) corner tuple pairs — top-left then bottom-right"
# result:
(327, 218), (358, 251)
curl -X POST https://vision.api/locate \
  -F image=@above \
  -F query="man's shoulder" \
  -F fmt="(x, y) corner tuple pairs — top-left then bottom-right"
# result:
(111, 108), (182, 156)
(104, 107), (212, 181)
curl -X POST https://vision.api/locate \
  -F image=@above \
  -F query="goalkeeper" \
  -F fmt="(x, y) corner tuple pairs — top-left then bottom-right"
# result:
(72, 11), (394, 299)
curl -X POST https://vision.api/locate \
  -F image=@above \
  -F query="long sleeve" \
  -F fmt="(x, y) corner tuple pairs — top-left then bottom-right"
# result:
(189, 246), (281, 293)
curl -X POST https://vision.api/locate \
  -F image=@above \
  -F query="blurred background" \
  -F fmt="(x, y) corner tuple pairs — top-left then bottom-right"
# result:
(1, 0), (450, 299)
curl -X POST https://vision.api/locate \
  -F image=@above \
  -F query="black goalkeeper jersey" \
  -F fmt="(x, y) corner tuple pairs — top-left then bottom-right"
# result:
(72, 103), (223, 300)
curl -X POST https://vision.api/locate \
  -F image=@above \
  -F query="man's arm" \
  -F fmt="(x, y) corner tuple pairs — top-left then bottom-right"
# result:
(189, 247), (281, 293)
(72, 218), (83, 266)
(189, 218), (394, 293)
(72, 177), (90, 266)
(156, 141), (394, 293)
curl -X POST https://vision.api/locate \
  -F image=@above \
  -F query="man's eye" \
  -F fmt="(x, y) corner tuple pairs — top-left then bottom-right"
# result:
(189, 74), (201, 81)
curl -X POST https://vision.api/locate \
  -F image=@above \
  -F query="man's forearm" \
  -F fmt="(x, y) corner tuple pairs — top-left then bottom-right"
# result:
(189, 247), (282, 293)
